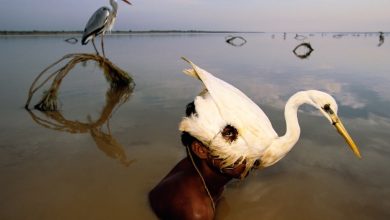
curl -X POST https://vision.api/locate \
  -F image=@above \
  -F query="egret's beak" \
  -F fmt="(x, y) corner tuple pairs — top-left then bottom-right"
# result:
(122, 0), (132, 5)
(331, 115), (362, 159)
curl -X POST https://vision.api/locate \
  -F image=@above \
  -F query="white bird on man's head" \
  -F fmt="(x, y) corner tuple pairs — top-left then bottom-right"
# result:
(180, 58), (361, 177)
(81, 0), (131, 57)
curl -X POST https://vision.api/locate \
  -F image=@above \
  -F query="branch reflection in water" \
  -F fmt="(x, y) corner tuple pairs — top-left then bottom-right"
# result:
(27, 85), (135, 166)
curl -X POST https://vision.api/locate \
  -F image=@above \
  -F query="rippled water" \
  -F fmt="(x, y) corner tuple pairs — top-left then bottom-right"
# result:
(0, 33), (389, 219)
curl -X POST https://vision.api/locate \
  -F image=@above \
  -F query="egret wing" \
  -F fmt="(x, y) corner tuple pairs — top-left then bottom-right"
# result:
(182, 58), (278, 150)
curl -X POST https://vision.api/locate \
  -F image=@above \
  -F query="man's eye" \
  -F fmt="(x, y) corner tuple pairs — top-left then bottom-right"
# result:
(222, 125), (238, 143)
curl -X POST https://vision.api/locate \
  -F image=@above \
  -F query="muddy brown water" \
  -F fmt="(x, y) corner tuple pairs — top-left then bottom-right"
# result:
(0, 33), (389, 219)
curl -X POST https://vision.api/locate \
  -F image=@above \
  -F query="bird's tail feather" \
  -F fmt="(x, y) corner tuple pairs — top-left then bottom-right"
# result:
(182, 57), (201, 80)
(81, 36), (89, 45)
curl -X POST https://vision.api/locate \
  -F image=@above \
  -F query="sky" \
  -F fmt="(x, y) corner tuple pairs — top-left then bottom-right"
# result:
(0, 0), (389, 32)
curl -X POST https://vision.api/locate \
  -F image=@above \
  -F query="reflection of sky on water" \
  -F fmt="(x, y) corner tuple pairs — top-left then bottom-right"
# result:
(0, 33), (389, 219)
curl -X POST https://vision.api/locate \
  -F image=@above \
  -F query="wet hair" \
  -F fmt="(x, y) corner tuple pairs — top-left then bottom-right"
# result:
(182, 102), (200, 156)
(181, 131), (196, 147)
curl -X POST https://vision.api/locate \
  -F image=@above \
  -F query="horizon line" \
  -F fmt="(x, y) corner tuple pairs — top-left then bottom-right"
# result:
(0, 30), (388, 36)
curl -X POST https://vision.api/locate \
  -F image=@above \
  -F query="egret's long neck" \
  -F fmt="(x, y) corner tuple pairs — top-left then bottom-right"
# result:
(262, 91), (312, 167)
(282, 92), (309, 145)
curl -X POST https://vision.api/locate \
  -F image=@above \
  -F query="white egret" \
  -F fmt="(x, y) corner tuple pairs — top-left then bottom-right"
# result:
(180, 58), (361, 176)
(81, 0), (131, 57)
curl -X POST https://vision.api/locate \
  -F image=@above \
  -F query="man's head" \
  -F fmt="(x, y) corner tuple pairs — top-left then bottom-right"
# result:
(179, 58), (273, 178)
(181, 102), (250, 179)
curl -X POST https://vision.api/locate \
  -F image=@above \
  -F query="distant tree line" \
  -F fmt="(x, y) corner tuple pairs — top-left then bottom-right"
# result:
(0, 30), (256, 35)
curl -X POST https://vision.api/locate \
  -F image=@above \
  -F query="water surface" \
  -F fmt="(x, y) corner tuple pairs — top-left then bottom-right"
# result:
(0, 33), (389, 219)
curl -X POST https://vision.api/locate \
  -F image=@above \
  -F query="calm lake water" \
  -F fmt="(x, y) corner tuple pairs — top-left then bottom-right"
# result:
(0, 32), (389, 220)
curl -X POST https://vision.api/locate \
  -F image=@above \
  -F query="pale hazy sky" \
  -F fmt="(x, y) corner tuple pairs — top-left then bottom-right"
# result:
(0, 0), (389, 32)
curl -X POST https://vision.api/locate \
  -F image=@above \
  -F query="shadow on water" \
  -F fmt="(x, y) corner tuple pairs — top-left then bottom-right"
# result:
(25, 53), (136, 166)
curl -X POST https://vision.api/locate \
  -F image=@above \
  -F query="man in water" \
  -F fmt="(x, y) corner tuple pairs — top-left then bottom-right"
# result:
(148, 57), (361, 219)
(148, 58), (266, 219)
(149, 102), (250, 219)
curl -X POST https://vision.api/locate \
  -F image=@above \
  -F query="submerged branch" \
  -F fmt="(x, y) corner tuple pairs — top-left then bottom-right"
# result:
(25, 53), (133, 111)
(293, 42), (314, 59)
(225, 35), (247, 47)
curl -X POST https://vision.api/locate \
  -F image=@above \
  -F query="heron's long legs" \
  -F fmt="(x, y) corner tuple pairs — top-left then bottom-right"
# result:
(92, 39), (100, 55)
(101, 35), (106, 58)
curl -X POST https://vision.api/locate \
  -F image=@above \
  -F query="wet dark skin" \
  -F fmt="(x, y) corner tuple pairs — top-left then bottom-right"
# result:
(148, 140), (246, 220)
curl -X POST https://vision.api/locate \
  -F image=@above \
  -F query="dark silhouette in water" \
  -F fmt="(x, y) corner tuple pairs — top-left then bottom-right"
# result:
(294, 34), (307, 41)
(225, 35), (247, 47)
(64, 37), (78, 44)
(378, 32), (385, 47)
(293, 42), (314, 59)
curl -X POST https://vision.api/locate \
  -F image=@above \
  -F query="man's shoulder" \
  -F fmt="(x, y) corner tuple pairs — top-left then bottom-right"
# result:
(172, 201), (214, 220)
(149, 173), (214, 219)
(150, 193), (214, 220)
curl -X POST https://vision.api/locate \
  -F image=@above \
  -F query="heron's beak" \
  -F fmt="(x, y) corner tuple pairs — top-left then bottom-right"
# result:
(122, 0), (132, 5)
(331, 115), (362, 159)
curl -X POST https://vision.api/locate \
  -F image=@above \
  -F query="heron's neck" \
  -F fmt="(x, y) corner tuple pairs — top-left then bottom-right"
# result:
(263, 91), (311, 166)
(110, 0), (118, 14)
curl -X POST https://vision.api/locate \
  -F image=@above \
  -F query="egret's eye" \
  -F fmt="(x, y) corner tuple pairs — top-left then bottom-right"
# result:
(322, 104), (334, 114)
(222, 125), (238, 143)
(323, 104), (330, 111)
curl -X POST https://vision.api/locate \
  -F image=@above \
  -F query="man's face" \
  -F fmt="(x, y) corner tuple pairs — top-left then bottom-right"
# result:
(206, 157), (248, 179)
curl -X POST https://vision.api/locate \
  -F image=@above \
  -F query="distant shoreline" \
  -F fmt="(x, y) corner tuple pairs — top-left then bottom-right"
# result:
(0, 30), (262, 36)
(0, 30), (387, 36)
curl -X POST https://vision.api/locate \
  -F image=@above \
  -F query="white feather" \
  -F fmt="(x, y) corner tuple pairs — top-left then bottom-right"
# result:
(179, 58), (360, 170)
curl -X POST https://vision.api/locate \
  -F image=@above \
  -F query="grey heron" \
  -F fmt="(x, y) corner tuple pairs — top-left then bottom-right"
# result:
(81, 0), (131, 57)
